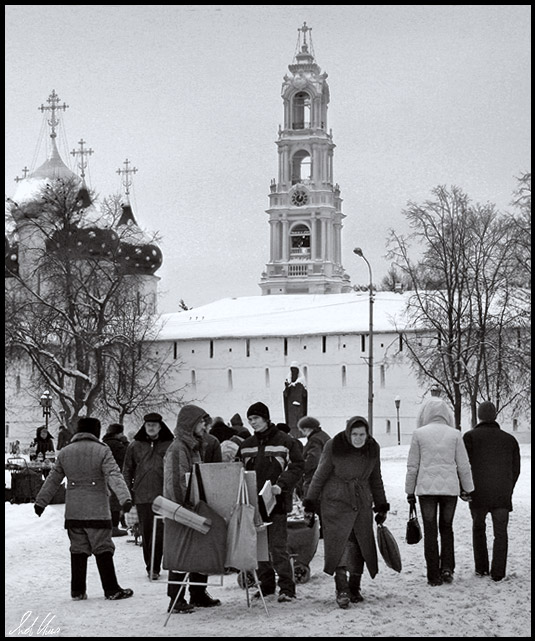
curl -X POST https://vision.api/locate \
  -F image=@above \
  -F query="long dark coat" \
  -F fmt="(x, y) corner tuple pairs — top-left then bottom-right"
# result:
(306, 429), (388, 578)
(463, 421), (521, 510)
(103, 432), (129, 512)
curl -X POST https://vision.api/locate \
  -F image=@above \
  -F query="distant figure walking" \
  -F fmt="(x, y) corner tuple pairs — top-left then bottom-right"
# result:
(463, 401), (521, 581)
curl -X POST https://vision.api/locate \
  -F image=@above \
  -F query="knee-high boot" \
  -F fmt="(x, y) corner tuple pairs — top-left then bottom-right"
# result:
(95, 551), (133, 600)
(349, 573), (363, 603)
(71, 553), (88, 599)
(334, 568), (350, 609)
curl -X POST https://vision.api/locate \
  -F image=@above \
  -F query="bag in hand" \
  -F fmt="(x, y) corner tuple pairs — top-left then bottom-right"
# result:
(225, 468), (257, 571)
(406, 503), (422, 545)
(163, 464), (227, 575)
(377, 524), (402, 573)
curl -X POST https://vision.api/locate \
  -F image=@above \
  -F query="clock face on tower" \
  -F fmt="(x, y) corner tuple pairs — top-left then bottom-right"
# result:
(291, 189), (308, 207)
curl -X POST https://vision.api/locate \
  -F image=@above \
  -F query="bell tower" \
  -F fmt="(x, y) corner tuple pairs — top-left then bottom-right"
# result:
(260, 23), (352, 295)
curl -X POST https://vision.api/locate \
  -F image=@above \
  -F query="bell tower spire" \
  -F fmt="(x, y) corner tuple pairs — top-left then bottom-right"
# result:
(260, 24), (351, 295)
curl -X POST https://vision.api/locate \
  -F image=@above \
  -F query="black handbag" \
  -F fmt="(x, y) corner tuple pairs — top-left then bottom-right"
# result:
(406, 503), (422, 544)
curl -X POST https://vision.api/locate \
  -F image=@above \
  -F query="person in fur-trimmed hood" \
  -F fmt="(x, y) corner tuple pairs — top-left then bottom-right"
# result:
(122, 412), (174, 580)
(303, 416), (389, 609)
(162, 404), (222, 613)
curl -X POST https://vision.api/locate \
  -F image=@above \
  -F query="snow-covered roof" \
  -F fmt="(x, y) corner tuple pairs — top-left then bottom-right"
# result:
(155, 292), (411, 341)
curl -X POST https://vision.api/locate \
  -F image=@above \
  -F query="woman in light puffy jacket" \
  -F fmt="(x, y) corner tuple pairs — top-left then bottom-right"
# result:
(405, 398), (474, 586)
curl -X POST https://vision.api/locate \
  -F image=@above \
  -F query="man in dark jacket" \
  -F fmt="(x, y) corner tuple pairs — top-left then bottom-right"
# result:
(238, 401), (304, 602)
(57, 425), (73, 450)
(34, 417), (133, 600)
(123, 412), (174, 580)
(297, 416), (331, 497)
(463, 401), (521, 582)
(103, 423), (129, 536)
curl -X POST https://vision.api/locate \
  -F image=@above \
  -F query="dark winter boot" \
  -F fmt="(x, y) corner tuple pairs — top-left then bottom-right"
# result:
(349, 573), (364, 603)
(95, 551), (134, 600)
(334, 568), (350, 609)
(71, 553), (88, 600)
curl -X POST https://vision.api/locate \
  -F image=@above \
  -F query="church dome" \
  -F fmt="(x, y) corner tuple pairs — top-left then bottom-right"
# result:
(116, 202), (162, 275)
(46, 225), (120, 260)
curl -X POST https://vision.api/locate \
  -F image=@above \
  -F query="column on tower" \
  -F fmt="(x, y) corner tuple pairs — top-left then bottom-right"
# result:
(282, 217), (289, 261)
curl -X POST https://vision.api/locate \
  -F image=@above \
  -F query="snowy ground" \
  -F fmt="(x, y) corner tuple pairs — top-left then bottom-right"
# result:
(5, 444), (531, 638)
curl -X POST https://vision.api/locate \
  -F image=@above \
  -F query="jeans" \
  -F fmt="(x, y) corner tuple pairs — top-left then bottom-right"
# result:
(418, 495), (457, 581)
(470, 506), (510, 580)
(258, 513), (295, 596)
(137, 502), (164, 574)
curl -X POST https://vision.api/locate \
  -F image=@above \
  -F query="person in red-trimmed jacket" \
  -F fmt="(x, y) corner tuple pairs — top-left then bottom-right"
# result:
(237, 401), (304, 603)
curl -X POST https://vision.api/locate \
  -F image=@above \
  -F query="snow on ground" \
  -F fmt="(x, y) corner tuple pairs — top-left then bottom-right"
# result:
(5, 445), (531, 638)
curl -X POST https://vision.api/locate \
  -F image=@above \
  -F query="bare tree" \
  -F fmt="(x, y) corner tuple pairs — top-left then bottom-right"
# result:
(5, 178), (184, 429)
(387, 184), (527, 428)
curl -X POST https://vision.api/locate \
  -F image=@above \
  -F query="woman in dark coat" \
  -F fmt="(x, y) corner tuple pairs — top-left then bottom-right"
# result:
(303, 416), (389, 609)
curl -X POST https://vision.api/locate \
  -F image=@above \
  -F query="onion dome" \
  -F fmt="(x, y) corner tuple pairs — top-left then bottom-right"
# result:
(45, 225), (120, 260)
(5, 236), (19, 277)
(116, 201), (162, 275)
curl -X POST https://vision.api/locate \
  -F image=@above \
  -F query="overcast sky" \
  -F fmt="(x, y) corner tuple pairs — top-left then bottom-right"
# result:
(5, 5), (531, 313)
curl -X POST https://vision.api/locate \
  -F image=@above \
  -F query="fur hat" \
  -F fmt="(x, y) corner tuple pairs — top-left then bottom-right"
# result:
(298, 416), (320, 432)
(106, 423), (124, 435)
(276, 422), (291, 434)
(478, 401), (497, 423)
(247, 402), (270, 421)
(230, 413), (244, 427)
(144, 412), (163, 423)
(77, 417), (101, 438)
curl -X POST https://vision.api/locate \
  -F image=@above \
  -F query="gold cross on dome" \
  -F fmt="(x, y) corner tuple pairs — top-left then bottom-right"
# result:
(116, 158), (138, 196)
(71, 139), (94, 180)
(14, 166), (30, 182)
(39, 90), (69, 139)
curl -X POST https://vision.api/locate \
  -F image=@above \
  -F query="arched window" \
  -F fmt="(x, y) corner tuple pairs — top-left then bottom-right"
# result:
(290, 224), (311, 256)
(292, 92), (311, 129)
(265, 368), (270, 388)
(191, 370), (197, 392)
(291, 150), (311, 184)
(341, 365), (347, 387)
(227, 369), (233, 391)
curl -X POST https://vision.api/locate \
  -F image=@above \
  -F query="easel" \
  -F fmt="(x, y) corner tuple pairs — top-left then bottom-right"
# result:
(163, 572), (225, 627)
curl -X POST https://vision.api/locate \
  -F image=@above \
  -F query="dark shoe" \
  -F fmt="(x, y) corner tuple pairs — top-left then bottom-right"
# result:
(427, 577), (443, 587)
(441, 570), (454, 584)
(491, 575), (504, 582)
(348, 573), (363, 603)
(336, 591), (350, 609)
(475, 570), (489, 577)
(147, 571), (160, 580)
(277, 592), (296, 603)
(189, 591), (221, 607)
(105, 588), (134, 600)
(168, 599), (195, 614)
(112, 527), (128, 537)
(71, 593), (87, 601)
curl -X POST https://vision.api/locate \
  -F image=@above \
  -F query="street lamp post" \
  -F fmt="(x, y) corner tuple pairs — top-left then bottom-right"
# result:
(39, 390), (52, 431)
(394, 395), (401, 445)
(353, 247), (374, 435)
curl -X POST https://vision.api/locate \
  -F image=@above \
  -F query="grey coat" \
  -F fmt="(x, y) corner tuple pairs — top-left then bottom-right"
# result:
(35, 432), (131, 528)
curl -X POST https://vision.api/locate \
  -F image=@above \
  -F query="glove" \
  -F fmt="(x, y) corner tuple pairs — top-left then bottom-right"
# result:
(460, 491), (473, 502)
(407, 494), (416, 506)
(122, 499), (133, 513)
(271, 484), (282, 496)
(34, 504), (45, 517)
(374, 512), (387, 525)
(302, 498), (318, 514)
(303, 512), (316, 528)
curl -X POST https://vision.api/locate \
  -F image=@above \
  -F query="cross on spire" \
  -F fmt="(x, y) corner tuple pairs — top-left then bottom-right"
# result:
(14, 166), (30, 182)
(117, 158), (138, 196)
(71, 139), (94, 180)
(38, 90), (69, 139)
(299, 22), (311, 43)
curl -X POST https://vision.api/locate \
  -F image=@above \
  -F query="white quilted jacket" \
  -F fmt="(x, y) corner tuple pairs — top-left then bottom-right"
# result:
(405, 399), (474, 496)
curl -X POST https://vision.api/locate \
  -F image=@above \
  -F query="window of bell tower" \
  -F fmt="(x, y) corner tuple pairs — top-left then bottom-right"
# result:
(290, 224), (311, 257)
(292, 92), (311, 129)
(291, 150), (311, 185)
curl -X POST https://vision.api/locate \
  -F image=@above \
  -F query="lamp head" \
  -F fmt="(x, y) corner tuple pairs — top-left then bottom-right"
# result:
(353, 247), (363, 257)
(394, 395), (401, 409)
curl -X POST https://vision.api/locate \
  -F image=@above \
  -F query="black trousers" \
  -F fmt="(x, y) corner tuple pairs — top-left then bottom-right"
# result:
(136, 502), (164, 574)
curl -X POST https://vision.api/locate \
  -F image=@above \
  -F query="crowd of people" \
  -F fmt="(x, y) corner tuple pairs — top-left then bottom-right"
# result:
(31, 395), (521, 613)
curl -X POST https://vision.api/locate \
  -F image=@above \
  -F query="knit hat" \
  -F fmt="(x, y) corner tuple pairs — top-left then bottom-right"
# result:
(107, 423), (124, 435)
(298, 416), (320, 432)
(77, 417), (101, 438)
(144, 412), (163, 423)
(478, 401), (497, 423)
(276, 422), (291, 434)
(230, 413), (244, 427)
(247, 402), (270, 421)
